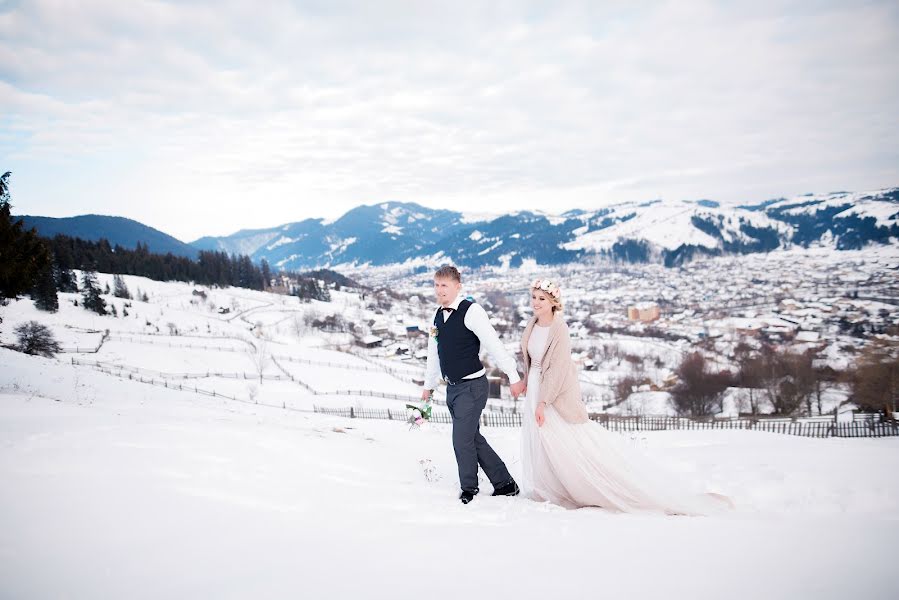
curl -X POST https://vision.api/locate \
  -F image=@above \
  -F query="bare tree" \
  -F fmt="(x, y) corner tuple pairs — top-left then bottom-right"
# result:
(670, 352), (733, 417)
(735, 344), (765, 415)
(251, 339), (269, 384)
(614, 375), (639, 405)
(14, 321), (61, 357)
(849, 343), (899, 417)
(812, 365), (838, 416)
(757, 346), (815, 416)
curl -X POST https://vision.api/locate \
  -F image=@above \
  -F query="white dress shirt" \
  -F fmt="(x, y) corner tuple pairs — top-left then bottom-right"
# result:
(424, 294), (521, 390)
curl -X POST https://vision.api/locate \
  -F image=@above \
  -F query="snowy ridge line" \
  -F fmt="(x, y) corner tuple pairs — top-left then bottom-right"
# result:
(315, 406), (899, 437)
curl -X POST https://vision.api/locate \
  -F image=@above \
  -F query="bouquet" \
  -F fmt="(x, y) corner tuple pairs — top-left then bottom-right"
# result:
(406, 394), (433, 430)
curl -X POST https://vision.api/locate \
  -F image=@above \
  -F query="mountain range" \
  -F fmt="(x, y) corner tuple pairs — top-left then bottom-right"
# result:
(22, 187), (899, 270)
(20, 214), (198, 259)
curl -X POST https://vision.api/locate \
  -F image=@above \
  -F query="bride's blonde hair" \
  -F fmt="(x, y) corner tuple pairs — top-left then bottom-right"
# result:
(530, 278), (563, 312)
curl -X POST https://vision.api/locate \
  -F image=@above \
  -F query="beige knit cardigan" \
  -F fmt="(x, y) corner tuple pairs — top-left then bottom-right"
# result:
(520, 315), (590, 424)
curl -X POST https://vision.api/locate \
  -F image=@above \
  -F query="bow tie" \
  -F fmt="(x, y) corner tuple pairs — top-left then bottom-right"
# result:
(441, 307), (455, 312)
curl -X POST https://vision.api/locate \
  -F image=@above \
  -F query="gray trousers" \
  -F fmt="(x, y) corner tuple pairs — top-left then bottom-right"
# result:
(445, 376), (512, 493)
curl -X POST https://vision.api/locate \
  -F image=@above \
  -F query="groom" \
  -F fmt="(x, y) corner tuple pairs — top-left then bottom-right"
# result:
(422, 265), (525, 504)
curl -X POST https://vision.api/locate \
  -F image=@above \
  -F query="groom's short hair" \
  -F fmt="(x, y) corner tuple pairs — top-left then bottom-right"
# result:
(434, 264), (461, 282)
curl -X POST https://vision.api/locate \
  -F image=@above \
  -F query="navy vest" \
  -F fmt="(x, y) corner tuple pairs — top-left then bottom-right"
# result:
(434, 299), (483, 383)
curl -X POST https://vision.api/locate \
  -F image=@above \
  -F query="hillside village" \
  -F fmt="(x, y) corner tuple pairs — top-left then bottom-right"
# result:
(341, 246), (898, 418)
(2, 240), (896, 423)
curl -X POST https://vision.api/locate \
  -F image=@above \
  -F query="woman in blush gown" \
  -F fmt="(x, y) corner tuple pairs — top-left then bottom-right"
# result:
(519, 278), (732, 515)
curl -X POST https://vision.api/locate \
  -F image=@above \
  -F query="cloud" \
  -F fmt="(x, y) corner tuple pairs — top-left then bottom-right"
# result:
(2, 0), (897, 240)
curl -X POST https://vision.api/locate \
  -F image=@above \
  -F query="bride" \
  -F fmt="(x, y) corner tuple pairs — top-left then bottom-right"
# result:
(519, 278), (732, 515)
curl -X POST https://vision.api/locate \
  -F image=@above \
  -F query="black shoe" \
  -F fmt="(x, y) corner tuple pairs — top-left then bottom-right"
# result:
(492, 479), (520, 497)
(459, 489), (478, 504)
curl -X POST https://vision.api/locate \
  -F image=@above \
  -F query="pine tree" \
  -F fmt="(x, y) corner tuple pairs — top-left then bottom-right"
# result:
(104, 282), (110, 295)
(261, 259), (272, 290)
(55, 266), (78, 293)
(113, 274), (131, 299)
(0, 171), (52, 302)
(110, 304), (118, 317)
(31, 260), (59, 312)
(81, 271), (107, 315)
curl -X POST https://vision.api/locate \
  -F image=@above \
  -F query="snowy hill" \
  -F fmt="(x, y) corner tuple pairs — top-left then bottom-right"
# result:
(2, 272), (898, 598)
(760, 188), (899, 250)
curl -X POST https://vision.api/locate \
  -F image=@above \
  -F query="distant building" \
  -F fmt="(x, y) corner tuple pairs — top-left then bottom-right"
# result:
(360, 335), (383, 348)
(627, 302), (660, 322)
(735, 323), (763, 337)
(269, 275), (294, 295)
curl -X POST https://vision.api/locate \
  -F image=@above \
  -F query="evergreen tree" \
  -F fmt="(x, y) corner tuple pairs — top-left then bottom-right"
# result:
(110, 304), (118, 317)
(81, 271), (107, 315)
(261, 259), (272, 289)
(31, 260), (59, 312)
(0, 171), (52, 302)
(42, 233), (268, 293)
(113, 274), (131, 299)
(291, 277), (330, 302)
(55, 266), (78, 293)
(104, 282), (111, 295)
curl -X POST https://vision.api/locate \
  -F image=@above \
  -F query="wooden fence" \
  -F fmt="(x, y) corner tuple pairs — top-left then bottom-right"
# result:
(71, 358), (289, 382)
(59, 331), (109, 354)
(312, 406), (899, 437)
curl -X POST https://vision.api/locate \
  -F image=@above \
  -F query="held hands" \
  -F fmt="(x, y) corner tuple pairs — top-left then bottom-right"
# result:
(535, 402), (546, 427)
(421, 389), (432, 401)
(510, 380), (526, 399)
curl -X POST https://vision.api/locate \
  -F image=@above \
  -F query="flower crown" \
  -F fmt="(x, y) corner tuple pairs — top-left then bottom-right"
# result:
(531, 278), (561, 299)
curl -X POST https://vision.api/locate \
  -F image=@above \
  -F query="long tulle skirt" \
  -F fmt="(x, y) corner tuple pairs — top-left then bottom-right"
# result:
(520, 372), (731, 515)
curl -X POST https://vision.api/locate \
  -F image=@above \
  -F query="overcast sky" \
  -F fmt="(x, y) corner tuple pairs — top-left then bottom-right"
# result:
(2, 0), (897, 242)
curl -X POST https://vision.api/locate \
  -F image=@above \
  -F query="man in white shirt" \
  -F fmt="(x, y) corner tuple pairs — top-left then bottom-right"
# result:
(422, 265), (525, 504)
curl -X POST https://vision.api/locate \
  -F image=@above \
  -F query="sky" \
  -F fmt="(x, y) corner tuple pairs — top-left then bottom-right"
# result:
(2, 0), (898, 242)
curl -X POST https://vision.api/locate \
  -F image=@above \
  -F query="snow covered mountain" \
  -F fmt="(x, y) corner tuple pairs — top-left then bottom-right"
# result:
(194, 188), (898, 270)
(25, 189), (897, 271)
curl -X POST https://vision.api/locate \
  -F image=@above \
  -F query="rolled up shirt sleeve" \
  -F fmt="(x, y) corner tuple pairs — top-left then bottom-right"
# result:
(423, 333), (441, 390)
(463, 303), (521, 385)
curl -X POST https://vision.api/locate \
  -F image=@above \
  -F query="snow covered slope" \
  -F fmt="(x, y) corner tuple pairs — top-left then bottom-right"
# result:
(2, 350), (898, 599)
(1, 275), (898, 599)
